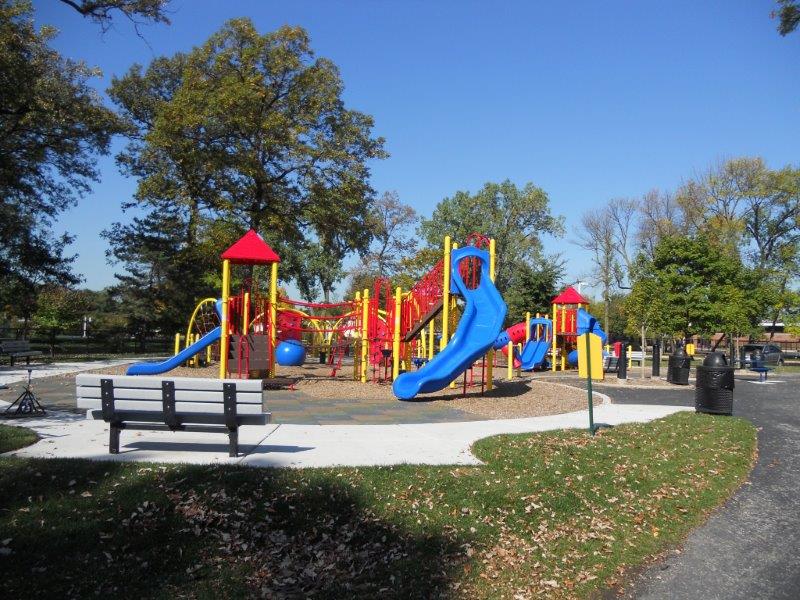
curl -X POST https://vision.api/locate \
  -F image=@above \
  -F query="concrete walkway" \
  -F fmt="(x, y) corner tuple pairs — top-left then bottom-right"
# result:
(2, 396), (690, 467)
(0, 358), (142, 386)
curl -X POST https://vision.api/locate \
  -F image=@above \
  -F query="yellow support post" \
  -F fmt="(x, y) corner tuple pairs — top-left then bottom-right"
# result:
(507, 341), (514, 380)
(428, 320), (435, 360)
(525, 311), (531, 342)
(174, 333), (181, 356)
(627, 344), (633, 369)
(242, 291), (250, 337)
(517, 343), (523, 376)
(206, 342), (212, 366)
(269, 262), (278, 377)
(219, 259), (231, 379)
(486, 238), (496, 391)
(361, 288), (369, 383)
(551, 303), (558, 372)
(440, 236), (451, 353)
(449, 241), (459, 389)
(392, 286), (401, 380)
(354, 291), (361, 380)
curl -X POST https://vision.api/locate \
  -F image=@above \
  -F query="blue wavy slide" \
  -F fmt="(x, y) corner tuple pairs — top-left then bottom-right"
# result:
(393, 246), (507, 401)
(516, 318), (552, 371)
(127, 300), (223, 376)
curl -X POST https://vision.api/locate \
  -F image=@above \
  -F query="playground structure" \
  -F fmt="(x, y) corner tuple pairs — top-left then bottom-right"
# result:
(549, 287), (607, 373)
(127, 229), (609, 397)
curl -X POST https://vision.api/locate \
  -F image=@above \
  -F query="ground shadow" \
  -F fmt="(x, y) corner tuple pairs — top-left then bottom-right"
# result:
(0, 458), (466, 598)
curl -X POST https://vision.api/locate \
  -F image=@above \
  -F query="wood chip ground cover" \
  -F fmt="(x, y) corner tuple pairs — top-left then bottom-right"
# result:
(0, 412), (756, 598)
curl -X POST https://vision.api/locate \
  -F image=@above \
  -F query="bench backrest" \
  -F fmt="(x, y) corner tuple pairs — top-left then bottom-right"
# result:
(1, 340), (32, 353)
(76, 374), (264, 418)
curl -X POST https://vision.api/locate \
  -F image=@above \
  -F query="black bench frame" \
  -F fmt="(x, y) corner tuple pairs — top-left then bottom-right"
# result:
(93, 379), (267, 457)
(0, 340), (43, 366)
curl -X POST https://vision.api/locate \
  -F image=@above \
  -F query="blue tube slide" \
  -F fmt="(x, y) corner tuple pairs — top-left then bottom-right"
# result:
(392, 246), (507, 400)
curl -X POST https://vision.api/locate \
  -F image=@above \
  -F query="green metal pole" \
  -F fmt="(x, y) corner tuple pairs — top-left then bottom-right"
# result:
(585, 331), (595, 435)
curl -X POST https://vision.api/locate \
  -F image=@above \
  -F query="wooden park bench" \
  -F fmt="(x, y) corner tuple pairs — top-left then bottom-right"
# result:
(0, 339), (43, 366)
(76, 374), (270, 457)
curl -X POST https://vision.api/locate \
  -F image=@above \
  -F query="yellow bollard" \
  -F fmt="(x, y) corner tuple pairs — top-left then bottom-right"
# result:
(525, 312), (531, 343)
(627, 345), (633, 369)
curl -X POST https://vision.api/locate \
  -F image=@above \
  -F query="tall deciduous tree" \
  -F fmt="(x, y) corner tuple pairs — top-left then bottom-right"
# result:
(626, 235), (761, 341)
(364, 191), (418, 277)
(575, 198), (636, 333)
(57, 0), (170, 31)
(675, 158), (800, 329)
(773, 0), (800, 35)
(419, 180), (564, 294)
(0, 0), (122, 324)
(109, 20), (386, 296)
(32, 285), (92, 355)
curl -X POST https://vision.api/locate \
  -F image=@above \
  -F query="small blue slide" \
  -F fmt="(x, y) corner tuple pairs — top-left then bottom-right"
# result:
(126, 327), (221, 375)
(393, 246), (507, 400)
(127, 299), (224, 376)
(516, 318), (552, 370)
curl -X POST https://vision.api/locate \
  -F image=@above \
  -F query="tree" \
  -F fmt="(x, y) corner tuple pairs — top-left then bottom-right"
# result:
(626, 235), (761, 341)
(102, 211), (227, 343)
(636, 189), (683, 260)
(503, 261), (563, 325)
(344, 191), (418, 300)
(575, 197), (637, 333)
(109, 20), (386, 295)
(363, 191), (418, 277)
(773, 0), (800, 35)
(675, 158), (800, 330)
(0, 0), (122, 323)
(32, 286), (92, 355)
(419, 180), (564, 295)
(57, 0), (170, 30)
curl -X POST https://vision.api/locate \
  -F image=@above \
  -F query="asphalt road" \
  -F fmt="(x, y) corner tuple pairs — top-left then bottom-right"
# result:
(592, 373), (800, 599)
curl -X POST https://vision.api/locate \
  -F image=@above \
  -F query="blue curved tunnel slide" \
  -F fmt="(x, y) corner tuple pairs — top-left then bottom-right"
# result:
(393, 246), (507, 400)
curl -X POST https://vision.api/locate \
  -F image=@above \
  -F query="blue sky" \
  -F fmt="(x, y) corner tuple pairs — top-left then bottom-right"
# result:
(33, 0), (800, 297)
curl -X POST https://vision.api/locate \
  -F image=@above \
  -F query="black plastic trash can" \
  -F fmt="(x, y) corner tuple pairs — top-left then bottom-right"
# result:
(695, 352), (735, 415)
(667, 346), (692, 385)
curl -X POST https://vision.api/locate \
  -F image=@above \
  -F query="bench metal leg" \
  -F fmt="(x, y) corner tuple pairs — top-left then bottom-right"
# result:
(228, 428), (238, 457)
(109, 424), (121, 454)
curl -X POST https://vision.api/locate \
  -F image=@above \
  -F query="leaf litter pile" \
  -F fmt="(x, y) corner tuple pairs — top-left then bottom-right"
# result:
(0, 412), (755, 598)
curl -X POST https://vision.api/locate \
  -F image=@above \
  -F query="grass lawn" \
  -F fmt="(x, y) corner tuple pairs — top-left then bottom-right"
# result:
(0, 423), (38, 454)
(0, 413), (755, 598)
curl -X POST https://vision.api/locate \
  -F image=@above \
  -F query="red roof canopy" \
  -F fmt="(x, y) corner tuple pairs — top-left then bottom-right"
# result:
(221, 230), (281, 264)
(552, 286), (588, 305)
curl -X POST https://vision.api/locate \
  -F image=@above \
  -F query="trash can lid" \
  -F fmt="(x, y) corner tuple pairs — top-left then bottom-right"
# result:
(703, 352), (728, 367)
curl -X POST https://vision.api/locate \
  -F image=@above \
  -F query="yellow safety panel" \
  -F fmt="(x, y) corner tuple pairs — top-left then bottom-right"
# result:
(578, 333), (604, 380)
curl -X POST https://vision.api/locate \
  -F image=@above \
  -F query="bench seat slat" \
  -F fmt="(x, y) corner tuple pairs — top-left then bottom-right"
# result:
(87, 410), (269, 426)
(76, 373), (264, 392)
(76, 386), (263, 404)
(77, 398), (265, 415)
